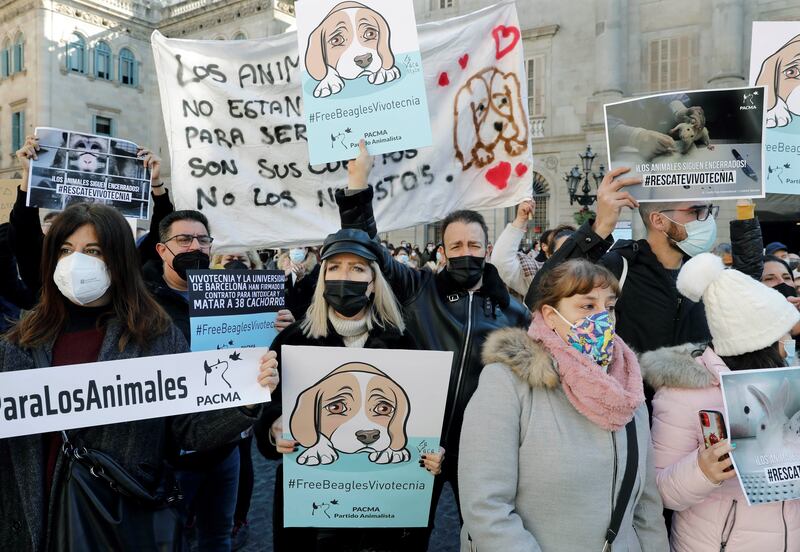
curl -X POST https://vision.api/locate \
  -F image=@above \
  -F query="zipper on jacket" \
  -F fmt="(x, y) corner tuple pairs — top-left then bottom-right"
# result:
(672, 296), (683, 343)
(719, 499), (737, 552)
(444, 291), (474, 443)
(782, 501), (787, 552)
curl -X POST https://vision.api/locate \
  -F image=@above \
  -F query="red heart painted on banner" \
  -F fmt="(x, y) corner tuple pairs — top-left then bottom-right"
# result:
(458, 54), (469, 69)
(438, 72), (450, 86)
(492, 25), (520, 60)
(514, 163), (529, 177)
(485, 162), (512, 190)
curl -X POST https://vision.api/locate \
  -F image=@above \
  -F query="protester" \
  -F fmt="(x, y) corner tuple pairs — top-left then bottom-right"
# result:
(0, 202), (278, 550)
(534, 228), (554, 262)
(211, 251), (264, 270)
(422, 244), (446, 273)
(762, 254), (797, 297)
(11, 135), (164, 296)
(420, 241), (436, 265)
(336, 141), (531, 528)
(254, 228), (443, 551)
(0, 222), (35, 332)
(491, 199), (544, 297)
(393, 245), (411, 265)
(277, 246), (321, 320)
(459, 259), (668, 551)
(526, 170), (764, 354)
(642, 253), (800, 551)
(765, 241), (790, 259)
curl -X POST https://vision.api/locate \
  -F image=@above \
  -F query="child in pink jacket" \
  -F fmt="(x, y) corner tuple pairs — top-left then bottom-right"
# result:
(641, 253), (800, 551)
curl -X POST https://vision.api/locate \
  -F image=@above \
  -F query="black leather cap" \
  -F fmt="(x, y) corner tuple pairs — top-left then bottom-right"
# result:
(320, 228), (378, 261)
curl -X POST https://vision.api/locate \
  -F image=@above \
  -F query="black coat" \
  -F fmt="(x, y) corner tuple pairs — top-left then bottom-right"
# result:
(143, 261), (191, 343)
(254, 321), (417, 460)
(524, 218), (765, 354)
(0, 320), (259, 551)
(335, 187), (531, 459)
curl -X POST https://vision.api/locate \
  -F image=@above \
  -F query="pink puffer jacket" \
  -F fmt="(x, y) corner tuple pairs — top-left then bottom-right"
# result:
(641, 344), (800, 552)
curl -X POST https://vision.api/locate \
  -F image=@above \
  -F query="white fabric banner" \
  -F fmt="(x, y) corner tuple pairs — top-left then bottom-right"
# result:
(0, 347), (270, 439)
(152, 0), (532, 249)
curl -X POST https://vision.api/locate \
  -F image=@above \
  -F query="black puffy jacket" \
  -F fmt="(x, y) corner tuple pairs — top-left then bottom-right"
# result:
(335, 187), (531, 458)
(525, 218), (765, 354)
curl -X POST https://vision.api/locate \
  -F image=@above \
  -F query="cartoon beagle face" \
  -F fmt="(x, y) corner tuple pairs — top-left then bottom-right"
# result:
(290, 362), (411, 465)
(305, 2), (400, 97)
(756, 34), (800, 127)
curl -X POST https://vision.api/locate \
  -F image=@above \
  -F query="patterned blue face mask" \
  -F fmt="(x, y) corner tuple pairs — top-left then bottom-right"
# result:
(553, 309), (616, 369)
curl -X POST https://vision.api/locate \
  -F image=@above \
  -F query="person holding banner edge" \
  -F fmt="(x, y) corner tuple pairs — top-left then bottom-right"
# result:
(336, 140), (531, 528)
(0, 201), (279, 550)
(641, 253), (800, 551)
(254, 227), (444, 551)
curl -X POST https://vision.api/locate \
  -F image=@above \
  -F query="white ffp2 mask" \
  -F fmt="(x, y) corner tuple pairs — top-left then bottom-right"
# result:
(53, 252), (111, 305)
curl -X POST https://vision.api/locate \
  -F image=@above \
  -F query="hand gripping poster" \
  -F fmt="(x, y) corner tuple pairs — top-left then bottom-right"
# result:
(750, 22), (800, 195)
(281, 345), (452, 527)
(295, 0), (432, 164)
(721, 366), (800, 505)
(26, 127), (151, 218)
(603, 87), (766, 202)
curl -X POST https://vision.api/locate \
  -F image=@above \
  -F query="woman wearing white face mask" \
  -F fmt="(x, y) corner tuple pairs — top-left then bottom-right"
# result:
(0, 203), (278, 550)
(459, 259), (668, 552)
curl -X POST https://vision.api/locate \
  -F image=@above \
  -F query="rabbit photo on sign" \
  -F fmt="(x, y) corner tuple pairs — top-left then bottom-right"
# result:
(747, 379), (800, 450)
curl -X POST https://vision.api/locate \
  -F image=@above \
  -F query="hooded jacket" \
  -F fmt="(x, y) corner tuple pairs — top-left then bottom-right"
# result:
(458, 328), (668, 552)
(641, 344), (800, 552)
(335, 187), (531, 459)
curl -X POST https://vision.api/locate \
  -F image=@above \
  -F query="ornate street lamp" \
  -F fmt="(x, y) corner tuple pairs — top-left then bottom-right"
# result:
(564, 145), (605, 207)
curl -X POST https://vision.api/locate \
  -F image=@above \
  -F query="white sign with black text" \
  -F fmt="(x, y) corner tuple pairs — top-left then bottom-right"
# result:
(0, 348), (270, 439)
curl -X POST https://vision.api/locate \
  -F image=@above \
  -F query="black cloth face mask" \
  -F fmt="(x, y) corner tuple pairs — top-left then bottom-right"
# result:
(171, 250), (210, 280)
(774, 282), (798, 298)
(324, 280), (372, 318)
(224, 260), (249, 270)
(446, 255), (485, 289)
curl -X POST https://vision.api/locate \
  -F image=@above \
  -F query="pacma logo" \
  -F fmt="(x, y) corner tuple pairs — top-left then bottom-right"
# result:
(197, 351), (244, 406)
(740, 90), (759, 110)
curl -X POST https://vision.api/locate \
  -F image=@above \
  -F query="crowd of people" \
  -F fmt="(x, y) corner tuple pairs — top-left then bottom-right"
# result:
(1, 133), (799, 552)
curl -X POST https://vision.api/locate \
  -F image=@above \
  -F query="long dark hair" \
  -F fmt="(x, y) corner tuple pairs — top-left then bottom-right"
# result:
(718, 343), (787, 371)
(7, 203), (171, 350)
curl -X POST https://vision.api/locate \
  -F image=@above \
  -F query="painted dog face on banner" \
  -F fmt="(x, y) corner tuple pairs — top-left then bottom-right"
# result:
(453, 67), (528, 170)
(305, 1), (400, 98)
(290, 362), (411, 466)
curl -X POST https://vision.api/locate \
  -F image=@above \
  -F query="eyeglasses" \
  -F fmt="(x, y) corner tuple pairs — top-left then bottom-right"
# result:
(659, 204), (719, 222)
(164, 234), (214, 248)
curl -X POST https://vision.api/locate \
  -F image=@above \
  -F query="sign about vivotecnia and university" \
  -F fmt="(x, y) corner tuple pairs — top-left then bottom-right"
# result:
(188, 269), (286, 352)
(0, 348), (271, 439)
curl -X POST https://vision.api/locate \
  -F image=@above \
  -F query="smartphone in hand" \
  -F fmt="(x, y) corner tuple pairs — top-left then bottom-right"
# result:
(700, 410), (733, 471)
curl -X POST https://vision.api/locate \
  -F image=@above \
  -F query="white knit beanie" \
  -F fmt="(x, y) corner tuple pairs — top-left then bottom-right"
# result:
(677, 253), (800, 356)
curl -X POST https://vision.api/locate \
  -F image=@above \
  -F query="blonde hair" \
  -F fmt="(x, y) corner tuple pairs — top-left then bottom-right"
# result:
(300, 259), (406, 338)
(210, 250), (264, 270)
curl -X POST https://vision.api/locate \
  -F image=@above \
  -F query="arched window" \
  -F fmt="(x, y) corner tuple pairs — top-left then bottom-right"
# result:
(94, 41), (111, 80)
(233, 32), (247, 40)
(13, 33), (23, 72)
(118, 48), (137, 86)
(67, 33), (86, 73)
(1, 40), (10, 78)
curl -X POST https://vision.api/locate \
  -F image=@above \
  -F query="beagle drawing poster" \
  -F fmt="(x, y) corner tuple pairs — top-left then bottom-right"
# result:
(295, 0), (432, 164)
(281, 345), (452, 527)
(604, 87), (766, 202)
(750, 22), (800, 194)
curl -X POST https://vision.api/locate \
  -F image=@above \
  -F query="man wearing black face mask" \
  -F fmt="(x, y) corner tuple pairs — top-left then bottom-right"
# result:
(336, 142), (530, 516)
(140, 209), (215, 342)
